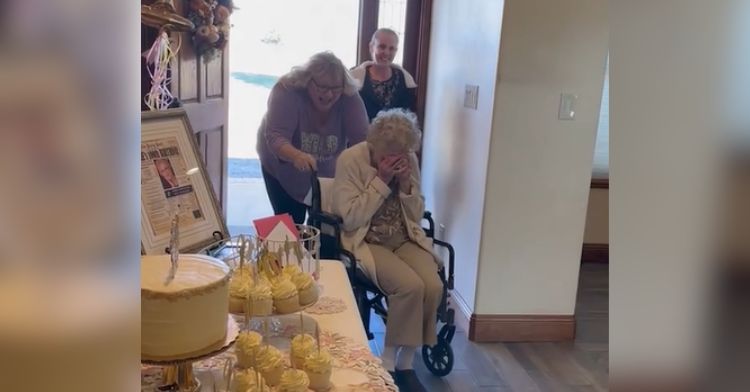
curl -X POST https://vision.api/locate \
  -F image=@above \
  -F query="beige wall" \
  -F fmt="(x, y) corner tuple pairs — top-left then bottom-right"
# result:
(475, 0), (607, 315)
(422, 0), (607, 315)
(420, 0), (504, 313)
(584, 188), (609, 244)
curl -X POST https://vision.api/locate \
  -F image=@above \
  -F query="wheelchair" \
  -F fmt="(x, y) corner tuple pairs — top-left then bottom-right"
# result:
(306, 174), (458, 377)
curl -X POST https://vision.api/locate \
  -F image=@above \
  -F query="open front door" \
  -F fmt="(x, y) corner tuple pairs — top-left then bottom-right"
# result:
(171, 1), (229, 214)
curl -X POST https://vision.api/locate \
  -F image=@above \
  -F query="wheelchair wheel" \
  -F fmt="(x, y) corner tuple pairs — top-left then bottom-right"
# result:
(422, 339), (453, 377)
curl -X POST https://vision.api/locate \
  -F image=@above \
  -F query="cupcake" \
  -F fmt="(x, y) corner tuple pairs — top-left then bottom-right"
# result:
(228, 271), (252, 314)
(234, 330), (263, 369)
(278, 369), (310, 392)
(271, 276), (299, 314)
(290, 333), (316, 369)
(231, 368), (268, 392)
(282, 263), (303, 278)
(304, 350), (333, 391)
(247, 278), (273, 316)
(292, 272), (318, 306)
(255, 345), (285, 387)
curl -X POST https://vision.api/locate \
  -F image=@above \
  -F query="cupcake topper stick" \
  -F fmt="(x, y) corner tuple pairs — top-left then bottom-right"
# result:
(316, 323), (321, 355)
(274, 249), (283, 275)
(252, 237), (260, 285)
(239, 234), (246, 272)
(253, 349), (259, 387)
(293, 241), (304, 268)
(283, 238), (292, 266)
(165, 214), (179, 285)
(223, 357), (233, 390)
(244, 294), (253, 330)
(299, 311), (303, 333)
(263, 317), (269, 341)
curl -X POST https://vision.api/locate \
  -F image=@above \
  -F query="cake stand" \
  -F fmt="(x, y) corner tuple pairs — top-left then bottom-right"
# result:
(229, 291), (322, 316)
(142, 317), (240, 392)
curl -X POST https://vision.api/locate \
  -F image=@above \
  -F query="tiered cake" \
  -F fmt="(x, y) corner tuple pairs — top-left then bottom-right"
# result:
(141, 254), (231, 359)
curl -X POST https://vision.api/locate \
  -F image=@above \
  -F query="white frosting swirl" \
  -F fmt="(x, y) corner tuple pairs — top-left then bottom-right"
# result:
(271, 277), (297, 300)
(278, 369), (309, 392)
(304, 350), (333, 374)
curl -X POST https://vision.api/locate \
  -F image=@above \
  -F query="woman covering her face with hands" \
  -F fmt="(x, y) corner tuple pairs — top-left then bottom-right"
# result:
(257, 51), (369, 223)
(332, 108), (439, 392)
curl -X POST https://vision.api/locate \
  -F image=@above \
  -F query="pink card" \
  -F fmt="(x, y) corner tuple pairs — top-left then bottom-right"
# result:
(253, 214), (299, 241)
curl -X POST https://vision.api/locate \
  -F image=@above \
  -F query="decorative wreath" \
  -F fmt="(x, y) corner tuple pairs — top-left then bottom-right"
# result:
(187, 0), (235, 62)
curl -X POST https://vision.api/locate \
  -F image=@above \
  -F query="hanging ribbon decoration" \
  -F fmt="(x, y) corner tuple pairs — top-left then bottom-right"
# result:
(144, 30), (180, 111)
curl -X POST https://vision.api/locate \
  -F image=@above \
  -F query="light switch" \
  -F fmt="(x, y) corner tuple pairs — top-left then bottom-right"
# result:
(464, 84), (479, 109)
(558, 93), (577, 120)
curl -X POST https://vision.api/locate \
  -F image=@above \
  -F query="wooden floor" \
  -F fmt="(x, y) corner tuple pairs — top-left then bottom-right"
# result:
(367, 262), (609, 391)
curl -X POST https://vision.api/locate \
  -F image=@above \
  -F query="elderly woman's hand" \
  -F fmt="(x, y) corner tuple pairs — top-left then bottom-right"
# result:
(292, 151), (317, 171)
(376, 155), (401, 184)
(394, 157), (412, 193)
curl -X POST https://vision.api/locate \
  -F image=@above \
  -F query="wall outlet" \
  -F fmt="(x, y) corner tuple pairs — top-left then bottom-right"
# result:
(464, 84), (479, 109)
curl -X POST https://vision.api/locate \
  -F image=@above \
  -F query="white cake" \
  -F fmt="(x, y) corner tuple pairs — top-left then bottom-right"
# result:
(141, 254), (230, 358)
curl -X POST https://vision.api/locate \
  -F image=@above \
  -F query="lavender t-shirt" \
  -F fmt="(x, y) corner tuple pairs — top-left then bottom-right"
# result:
(257, 83), (369, 202)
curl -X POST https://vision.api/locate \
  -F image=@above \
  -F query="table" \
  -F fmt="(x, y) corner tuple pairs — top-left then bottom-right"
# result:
(141, 260), (396, 391)
(305, 260), (368, 343)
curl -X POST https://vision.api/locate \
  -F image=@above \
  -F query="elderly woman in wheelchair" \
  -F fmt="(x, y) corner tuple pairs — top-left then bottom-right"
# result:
(331, 108), (440, 391)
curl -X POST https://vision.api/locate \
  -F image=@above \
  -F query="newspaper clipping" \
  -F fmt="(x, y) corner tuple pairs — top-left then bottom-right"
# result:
(141, 137), (205, 237)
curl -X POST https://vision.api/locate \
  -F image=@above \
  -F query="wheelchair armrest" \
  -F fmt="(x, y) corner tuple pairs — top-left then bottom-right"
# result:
(312, 211), (342, 226)
(422, 211), (435, 238)
(433, 238), (455, 290)
(308, 211), (358, 281)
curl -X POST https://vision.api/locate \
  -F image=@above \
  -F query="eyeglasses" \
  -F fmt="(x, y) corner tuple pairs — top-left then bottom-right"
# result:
(311, 78), (344, 94)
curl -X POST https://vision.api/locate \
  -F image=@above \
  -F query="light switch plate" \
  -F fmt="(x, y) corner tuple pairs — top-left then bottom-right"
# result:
(464, 84), (479, 109)
(558, 93), (578, 120)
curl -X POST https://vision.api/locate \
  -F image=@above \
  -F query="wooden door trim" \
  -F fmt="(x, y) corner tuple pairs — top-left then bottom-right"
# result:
(357, 0), (380, 65)
(413, 0), (432, 132)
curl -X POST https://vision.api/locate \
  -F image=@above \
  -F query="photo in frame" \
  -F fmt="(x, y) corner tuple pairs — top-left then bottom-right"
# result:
(141, 108), (228, 254)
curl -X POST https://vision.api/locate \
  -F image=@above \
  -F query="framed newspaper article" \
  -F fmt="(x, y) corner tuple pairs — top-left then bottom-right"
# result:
(141, 108), (228, 254)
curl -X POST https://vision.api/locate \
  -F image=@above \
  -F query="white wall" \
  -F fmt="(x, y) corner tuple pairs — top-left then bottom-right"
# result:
(475, 0), (607, 315)
(421, 0), (505, 313)
(423, 0), (607, 316)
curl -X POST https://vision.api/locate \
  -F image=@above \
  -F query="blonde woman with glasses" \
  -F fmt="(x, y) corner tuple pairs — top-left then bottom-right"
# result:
(257, 51), (369, 223)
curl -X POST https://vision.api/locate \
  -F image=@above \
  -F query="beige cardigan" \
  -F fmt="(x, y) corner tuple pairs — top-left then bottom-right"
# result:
(332, 142), (437, 289)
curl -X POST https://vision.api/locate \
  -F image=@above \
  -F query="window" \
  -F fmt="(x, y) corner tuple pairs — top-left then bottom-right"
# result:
(378, 0), (407, 65)
(593, 56), (609, 180)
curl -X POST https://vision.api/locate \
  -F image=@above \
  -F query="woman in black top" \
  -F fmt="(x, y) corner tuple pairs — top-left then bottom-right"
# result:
(351, 28), (417, 121)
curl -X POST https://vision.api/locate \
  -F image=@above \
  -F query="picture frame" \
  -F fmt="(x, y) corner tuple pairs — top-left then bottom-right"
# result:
(141, 108), (228, 254)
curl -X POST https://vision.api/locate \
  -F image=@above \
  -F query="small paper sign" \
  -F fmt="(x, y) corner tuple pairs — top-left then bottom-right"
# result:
(253, 214), (299, 241)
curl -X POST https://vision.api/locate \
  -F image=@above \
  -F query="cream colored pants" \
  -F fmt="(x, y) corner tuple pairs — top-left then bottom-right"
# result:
(369, 241), (442, 347)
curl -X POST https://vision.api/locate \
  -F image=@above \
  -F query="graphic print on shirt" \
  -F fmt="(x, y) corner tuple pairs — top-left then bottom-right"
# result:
(300, 132), (339, 162)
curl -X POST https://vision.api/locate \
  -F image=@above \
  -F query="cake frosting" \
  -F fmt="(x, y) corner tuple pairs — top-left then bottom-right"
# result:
(229, 269), (253, 298)
(141, 254), (230, 358)
(292, 272), (318, 306)
(231, 368), (268, 392)
(282, 264), (303, 278)
(271, 276), (299, 314)
(278, 369), (310, 392)
(235, 330), (263, 368)
(248, 278), (273, 316)
(304, 350), (333, 391)
(228, 270), (253, 314)
(290, 333), (316, 368)
(255, 345), (285, 386)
